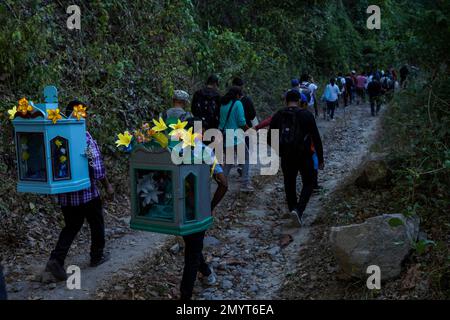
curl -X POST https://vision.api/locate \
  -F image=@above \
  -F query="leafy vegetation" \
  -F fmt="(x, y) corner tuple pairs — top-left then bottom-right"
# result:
(0, 0), (448, 298)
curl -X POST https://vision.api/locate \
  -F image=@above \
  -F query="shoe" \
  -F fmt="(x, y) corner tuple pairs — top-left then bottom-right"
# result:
(45, 259), (67, 281)
(290, 210), (302, 228)
(201, 266), (217, 286)
(241, 183), (254, 193)
(90, 252), (110, 267)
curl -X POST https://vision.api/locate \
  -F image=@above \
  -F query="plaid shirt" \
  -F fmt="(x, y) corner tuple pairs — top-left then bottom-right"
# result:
(58, 132), (106, 207)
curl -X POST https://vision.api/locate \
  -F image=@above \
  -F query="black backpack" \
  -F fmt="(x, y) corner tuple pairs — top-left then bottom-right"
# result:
(192, 90), (219, 129)
(299, 82), (312, 103)
(278, 107), (307, 157)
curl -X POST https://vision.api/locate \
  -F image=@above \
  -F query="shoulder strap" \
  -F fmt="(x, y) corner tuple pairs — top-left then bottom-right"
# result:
(220, 100), (237, 130)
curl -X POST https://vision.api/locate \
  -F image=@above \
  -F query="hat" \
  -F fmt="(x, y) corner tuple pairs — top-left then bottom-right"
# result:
(291, 79), (299, 87)
(351, 70), (356, 74)
(173, 90), (190, 102)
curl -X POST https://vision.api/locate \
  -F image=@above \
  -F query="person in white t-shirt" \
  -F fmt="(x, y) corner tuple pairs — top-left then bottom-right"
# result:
(300, 74), (319, 118)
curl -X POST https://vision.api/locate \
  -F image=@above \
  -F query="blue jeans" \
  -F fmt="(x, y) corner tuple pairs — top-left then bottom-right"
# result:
(0, 265), (7, 300)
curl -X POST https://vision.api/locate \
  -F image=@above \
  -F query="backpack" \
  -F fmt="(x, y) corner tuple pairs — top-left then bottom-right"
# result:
(299, 82), (312, 103)
(192, 90), (219, 129)
(278, 107), (307, 157)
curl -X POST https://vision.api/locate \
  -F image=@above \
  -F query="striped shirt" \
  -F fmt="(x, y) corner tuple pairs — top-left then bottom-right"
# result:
(58, 132), (106, 207)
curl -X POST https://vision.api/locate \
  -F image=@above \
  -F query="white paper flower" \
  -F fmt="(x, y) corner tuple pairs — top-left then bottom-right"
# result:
(137, 173), (162, 207)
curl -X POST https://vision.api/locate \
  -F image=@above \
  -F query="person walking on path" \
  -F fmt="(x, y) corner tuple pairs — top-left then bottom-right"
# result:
(45, 100), (115, 282)
(322, 78), (341, 121)
(191, 75), (221, 130)
(161, 90), (193, 122)
(269, 90), (324, 227)
(367, 76), (384, 116)
(218, 87), (253, 192)
(232, 77), (256, 185)
(356, 72), (367, 105)
(179, 118), (228, 301)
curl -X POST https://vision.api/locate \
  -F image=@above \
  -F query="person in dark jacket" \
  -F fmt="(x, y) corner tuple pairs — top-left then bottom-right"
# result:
(191, 75), (221, 130)
(269, 90), (324, 227)
(0, 264), (7, 300)
(367, 77), (384, 116)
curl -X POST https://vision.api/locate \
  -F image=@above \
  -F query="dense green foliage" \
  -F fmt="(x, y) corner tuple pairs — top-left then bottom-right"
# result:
(0, 0), (448, 297)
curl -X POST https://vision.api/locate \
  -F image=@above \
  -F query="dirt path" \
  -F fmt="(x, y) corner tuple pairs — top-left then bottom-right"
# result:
(6, 102), (383, 300)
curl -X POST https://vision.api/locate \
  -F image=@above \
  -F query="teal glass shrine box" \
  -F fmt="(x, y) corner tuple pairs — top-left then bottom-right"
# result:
(130, 145), (213, 236)
(12, 86), (90, 194)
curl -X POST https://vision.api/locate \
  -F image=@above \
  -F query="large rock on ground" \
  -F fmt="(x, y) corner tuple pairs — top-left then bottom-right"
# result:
(330, 214), (420, 280)
(355, 158), (392, 188)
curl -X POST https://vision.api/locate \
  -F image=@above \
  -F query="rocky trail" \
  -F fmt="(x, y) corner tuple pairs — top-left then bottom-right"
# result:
(6, 102), (383, 300)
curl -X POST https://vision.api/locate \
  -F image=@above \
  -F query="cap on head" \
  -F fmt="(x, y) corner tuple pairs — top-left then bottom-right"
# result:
(291, 79), (299, 87)
(173, 90), (190, 103)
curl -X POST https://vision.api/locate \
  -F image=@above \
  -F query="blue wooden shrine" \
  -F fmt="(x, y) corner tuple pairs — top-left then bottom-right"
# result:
(12, 86), (91, 194)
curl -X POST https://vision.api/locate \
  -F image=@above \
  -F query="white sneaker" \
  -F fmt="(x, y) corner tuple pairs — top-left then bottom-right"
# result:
(241, 183), (255, 193)
(290, 210), (302, 228)
(202, 267), (217, 286)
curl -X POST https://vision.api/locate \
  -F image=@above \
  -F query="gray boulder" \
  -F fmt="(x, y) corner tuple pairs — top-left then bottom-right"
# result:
(330, 214), (420, 280)
(355, 153), (392, 188)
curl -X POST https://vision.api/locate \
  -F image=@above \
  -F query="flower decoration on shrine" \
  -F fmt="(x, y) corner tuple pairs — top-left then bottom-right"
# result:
(168, 119), (188, 139)
(47, 108), (62, 124)
(116, 131), (133, 148)
(8, 106), (17, 120)
(181, 127), (199, 148)
(72, 104), (87, 120)
(116, 117), (201, 153)
(152, 117), (168, 132)
(17, 98), (33, 116)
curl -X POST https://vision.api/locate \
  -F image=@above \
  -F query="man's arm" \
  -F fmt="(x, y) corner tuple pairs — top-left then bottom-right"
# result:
(211, 172), (228, 211)
(243, 96), (256, 125)
(88, 134), (114, 197)
(191, 91), (200, 117)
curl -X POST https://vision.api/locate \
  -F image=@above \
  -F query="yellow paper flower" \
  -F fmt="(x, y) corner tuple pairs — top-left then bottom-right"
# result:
(59, 155), (67, 163)
(55, 140), (62, 148)
(22, 151), (30, 161)
(72, 104), (87, 120)
(47, 108), (62, 124)
(169, 119), (188, 131)
(116, 131), (132, 148)
(17, 98), (33, 116)
(181, 127), (199, 148)
(8, 106), (17, 120)
(152, 117), (168, 132)
(169, 119), (188, 138)
(153, 132), (168, 148)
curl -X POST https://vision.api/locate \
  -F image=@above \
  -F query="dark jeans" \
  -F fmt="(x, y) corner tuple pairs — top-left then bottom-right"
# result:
(180, 231), (211, 300)
(281, 156), (315, 215)
(312, 98), (319, 117)
(313, 169), (319, 189)
(344, 87), (353, 106)
(50, 197), (105, 266)
(356, 87), (365, 103)
(370, 96), (382, 116)
(0, 265), (7, 300)
(326, 101), (337, 119)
